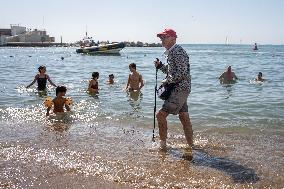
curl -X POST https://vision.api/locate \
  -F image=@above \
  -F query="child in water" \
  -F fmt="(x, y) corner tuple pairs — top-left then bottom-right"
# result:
(255, 72), (265, 82)
(107, 74), (115, 84)
(26, 65), (57, 91)
(88, 72), (99, 93)
(125, 63), (144, 91)
(46, 86), (70, 116)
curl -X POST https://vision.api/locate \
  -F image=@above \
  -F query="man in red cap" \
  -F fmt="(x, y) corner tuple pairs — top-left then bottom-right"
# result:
(154, 28), (193, 159)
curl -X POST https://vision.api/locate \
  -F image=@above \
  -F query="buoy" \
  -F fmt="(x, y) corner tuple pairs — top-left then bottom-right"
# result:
(44, 97), (53, 107)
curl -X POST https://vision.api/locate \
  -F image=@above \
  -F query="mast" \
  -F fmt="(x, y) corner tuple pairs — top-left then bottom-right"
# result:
(225, 36), (229, 45)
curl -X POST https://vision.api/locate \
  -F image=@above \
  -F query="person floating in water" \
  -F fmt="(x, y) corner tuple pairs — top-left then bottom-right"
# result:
(88, 72), (99, 94)
(125, 63), (144, 92)
(107, 74), (115, 84)
(219, 66), (238, 84)
(26, 65), (57, 91)
(255, 72), (265, 82)
(46, 86), (71, 116)
(253, 43), (258, 51)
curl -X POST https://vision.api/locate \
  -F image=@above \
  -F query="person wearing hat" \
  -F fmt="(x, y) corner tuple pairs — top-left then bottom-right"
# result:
(154, 29), (193, 159)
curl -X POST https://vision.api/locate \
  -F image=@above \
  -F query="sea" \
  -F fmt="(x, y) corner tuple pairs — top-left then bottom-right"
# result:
(0, 44), (283, 188)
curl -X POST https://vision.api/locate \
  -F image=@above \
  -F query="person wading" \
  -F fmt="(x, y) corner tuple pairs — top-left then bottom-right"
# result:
(154, 28), (193, 160)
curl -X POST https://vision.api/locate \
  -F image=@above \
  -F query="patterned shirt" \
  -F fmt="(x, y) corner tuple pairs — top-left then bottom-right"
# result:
(159, 44), (191, 93)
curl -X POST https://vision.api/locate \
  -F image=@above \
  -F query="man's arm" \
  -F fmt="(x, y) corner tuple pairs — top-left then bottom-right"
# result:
(159, 63), (168, 75)
(155, 58), (168, 75)
(233, 73), (238, 80)
(125, 75), (130, 90)
(219, 72), (224, 80)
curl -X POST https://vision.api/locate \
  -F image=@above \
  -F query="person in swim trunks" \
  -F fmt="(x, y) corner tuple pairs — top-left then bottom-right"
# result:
(219, 66), (238, 84)
(26, 65), (57, 91)
(125, 63), (144, 92)
(88, 72), (99, 94)
(46, 86), (70, 116)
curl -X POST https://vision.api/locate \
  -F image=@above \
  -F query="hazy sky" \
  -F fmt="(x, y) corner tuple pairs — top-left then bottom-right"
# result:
(1, 0), (283, 44)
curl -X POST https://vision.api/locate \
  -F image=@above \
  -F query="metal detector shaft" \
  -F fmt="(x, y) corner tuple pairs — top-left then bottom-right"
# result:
(153, 67), (158, 141)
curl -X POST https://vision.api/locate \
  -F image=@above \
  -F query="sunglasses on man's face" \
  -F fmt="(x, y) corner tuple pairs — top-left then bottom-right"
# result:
(160, 35), (170, 40)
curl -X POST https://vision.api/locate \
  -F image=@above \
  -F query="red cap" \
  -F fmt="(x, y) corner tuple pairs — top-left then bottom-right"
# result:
(157, 28), (177, 38)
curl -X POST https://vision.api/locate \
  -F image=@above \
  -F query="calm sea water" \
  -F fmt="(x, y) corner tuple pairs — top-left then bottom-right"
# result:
(0, 45), (283, 188)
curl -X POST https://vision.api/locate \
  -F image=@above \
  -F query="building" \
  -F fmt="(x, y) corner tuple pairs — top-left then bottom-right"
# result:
(0, 28), (11, 45)
(11, 25), (26, 36)
(0, 24), (55, 45)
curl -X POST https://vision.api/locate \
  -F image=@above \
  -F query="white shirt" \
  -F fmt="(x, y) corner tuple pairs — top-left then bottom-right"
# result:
(164, 44), (177, 56)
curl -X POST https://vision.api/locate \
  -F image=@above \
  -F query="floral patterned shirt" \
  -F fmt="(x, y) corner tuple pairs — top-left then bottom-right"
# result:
(159, 44), (191, 93)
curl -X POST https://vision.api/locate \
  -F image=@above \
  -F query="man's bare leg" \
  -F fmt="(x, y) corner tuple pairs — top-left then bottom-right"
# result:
(156, 110), (169, 150)
(179, 112), (193, 147)
(179, 112), (193, 160)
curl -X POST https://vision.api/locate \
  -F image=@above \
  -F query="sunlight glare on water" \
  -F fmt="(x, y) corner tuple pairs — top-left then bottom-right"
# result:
(0, 45), (283, 188)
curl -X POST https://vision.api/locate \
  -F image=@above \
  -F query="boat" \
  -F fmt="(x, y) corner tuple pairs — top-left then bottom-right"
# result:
(76, 42), (125, 54)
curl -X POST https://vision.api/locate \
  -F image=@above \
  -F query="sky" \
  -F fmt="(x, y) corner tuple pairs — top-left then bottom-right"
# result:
(1, 0), (284, 44)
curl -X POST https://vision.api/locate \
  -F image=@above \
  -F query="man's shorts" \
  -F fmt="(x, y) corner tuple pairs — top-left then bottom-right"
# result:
(161, 90), (189, 115)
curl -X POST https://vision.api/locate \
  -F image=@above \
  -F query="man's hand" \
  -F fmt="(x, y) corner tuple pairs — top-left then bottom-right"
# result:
(154, 58), (161, 68)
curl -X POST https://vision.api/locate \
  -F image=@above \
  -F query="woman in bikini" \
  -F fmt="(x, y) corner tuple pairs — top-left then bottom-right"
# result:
(88, 72), (99, 94)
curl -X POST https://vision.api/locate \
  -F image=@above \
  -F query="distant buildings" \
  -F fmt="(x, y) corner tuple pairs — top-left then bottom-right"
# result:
(0, 28), (11, 46)
(124, 41), (162, 47)
(1, 24), (161, 47)
(0, 24), (55, 46)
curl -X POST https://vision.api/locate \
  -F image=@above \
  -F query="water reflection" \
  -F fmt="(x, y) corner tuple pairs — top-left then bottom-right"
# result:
(128, 90), (141, 101)
(46, 112), (72, 133)
(222, 84), (234, 99)
(37, 90), (48, 97)
(49, 122), (70, 132)
(126, 90), (143, 112)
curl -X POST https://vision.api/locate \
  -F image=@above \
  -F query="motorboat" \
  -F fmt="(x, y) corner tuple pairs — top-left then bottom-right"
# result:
(76, 42), (125, 54)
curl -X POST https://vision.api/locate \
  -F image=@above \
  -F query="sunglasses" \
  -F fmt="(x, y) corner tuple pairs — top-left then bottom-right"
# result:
(160, 35), (170, 40)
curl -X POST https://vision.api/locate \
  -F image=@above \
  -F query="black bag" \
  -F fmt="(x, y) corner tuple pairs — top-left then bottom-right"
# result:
(156, 83), (176, 100)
